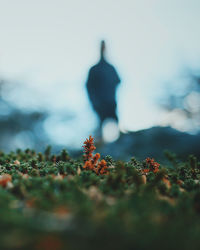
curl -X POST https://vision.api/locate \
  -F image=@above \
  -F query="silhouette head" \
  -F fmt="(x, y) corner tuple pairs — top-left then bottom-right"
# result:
(100, 40), (106, 60)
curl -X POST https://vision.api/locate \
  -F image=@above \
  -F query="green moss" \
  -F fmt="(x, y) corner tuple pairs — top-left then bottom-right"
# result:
(0, 149), (199, 249)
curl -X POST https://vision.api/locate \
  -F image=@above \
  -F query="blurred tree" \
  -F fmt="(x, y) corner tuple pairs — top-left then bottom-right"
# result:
(0, 79), (48, 151)
(159, 69), (200, 133)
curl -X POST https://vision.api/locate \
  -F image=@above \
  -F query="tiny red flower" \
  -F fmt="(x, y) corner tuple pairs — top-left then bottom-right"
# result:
(0, 174), (12, 187)
(82, 136), (108, 175)
(145, 158), (160, 173)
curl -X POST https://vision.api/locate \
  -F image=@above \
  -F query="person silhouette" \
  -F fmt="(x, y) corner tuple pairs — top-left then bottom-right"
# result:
(86, 40), (121, 137)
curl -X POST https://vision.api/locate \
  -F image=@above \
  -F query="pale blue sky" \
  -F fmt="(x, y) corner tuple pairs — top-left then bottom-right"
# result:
(0, 0), (200, 147)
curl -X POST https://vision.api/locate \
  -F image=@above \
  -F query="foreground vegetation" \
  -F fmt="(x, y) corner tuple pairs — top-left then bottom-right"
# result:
(0, 136), (200, 249)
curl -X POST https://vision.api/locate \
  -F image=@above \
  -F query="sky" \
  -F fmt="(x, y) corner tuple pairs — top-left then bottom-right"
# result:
(0, 0), (200, 147)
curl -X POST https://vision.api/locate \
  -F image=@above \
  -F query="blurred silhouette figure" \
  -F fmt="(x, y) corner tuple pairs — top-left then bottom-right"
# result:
(86, 41), (121, 137)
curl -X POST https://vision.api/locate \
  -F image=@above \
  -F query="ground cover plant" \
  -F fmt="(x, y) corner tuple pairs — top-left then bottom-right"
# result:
(0, 136), (200, 249)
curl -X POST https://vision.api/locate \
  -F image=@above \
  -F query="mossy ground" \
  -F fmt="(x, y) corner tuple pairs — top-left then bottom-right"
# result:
(0, 148), (200, 250)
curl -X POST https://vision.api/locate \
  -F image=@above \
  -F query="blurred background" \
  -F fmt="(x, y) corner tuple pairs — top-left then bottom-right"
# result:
(0, 0), (200, 160)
